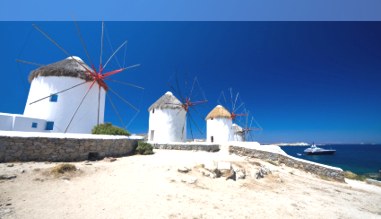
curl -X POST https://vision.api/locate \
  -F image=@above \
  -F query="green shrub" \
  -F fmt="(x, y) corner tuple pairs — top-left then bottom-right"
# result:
(136, 141), (154, 155)
(344, 171), (367, 181)
(92, 123), (130, 136)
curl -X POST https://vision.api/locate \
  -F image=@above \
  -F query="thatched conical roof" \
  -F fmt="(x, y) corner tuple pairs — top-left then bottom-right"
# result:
(148, 91), (183, 111)
(205, 105), (231, 120)
(28, 56), (93, 82)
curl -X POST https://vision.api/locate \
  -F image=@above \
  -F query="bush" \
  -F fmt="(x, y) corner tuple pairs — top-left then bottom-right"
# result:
(136, 142), (154, 155)
(51, 163), (77, 175)
(344, 171), (367, 181)
(92, 123), (130, 136)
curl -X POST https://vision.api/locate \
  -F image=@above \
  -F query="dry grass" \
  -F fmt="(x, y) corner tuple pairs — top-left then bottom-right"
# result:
(50, 164), (77, 176)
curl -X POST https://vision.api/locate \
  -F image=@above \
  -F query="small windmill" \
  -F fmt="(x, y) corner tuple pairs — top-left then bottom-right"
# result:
(18, 22), (143, 133)
(167, 75), (208, 140)
(237, 108), (263, 141)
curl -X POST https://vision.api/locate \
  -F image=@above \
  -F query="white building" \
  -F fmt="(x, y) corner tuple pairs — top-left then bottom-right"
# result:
(147, 91), (186, 143)
(205, 105), (233, 143)
(0, 56), (105, 134)
(0, 112), (47, 132)
(232, 123), (244, 142)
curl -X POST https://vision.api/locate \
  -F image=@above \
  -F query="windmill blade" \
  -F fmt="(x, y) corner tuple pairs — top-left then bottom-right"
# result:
(105, 28), (124, 69)
(103, 40), (128, 70)
(73, 20), (94, 69)
(100, 21), (104, 69)
(64, 81), (96, 133)
(29, 81), (88, 105)
(122, 39), (128, 68)
(235, 102), (245, 114)
(189, 76), (197, 98)
(96, 86), (101, 127)
(106, 92), (126, 128)
(188, 104), (205, 121)
(229, 88), (234, 112)
(187, 115), (194, 141)
(188, 111), (204, 135)
(125, 110), (140, 129)
(16, 59), (45, 67)
(108, 87), (139, 112)
(217, 90), (227, 106)
(32, 24), (93, 75)
(233, 92), (239, 112)
(105, 78), (144, 90)
(102, 64), (140, 77)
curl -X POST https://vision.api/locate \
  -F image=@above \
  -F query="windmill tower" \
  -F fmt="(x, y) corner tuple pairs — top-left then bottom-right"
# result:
(148, 91), (187, 143)
(23, 56), (105, 133)
(205, 105), (233, 143)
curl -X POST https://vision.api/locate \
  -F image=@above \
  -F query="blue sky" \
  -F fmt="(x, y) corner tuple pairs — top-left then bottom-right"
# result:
(0, 22), (380, 144)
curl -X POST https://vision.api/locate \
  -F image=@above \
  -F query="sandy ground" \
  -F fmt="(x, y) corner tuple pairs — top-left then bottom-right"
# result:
(1, 150), (381, 219)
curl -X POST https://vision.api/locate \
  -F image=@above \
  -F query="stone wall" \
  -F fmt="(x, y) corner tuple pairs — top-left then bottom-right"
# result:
(0, 135), (138, 162)
(229, 145), (345, 182)
(153, 143), (220, 152)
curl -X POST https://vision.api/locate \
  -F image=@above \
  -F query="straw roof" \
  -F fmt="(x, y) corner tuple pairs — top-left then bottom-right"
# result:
(148, 91), (183, 111)
(28, 56), (93, 82)
(205, 105), (231, 120)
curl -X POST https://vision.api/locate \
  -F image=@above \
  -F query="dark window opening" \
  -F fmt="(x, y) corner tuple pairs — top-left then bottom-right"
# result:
(45, 121), (54, 130)
(152, 109), (155, 113)
(88, 152), (100, 161)
(211, 136), (214, 143)
(50, 94), (58, 102)
(31, 122), (38, 128)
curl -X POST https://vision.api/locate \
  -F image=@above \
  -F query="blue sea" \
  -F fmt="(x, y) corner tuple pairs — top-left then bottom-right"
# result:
(281, 144), (381, 180)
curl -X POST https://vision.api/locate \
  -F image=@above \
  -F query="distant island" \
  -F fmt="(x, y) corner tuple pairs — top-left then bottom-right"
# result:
(276, 142), (309, 146)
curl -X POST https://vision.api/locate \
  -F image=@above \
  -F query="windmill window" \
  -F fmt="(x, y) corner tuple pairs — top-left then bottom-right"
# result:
(152, 109), (155, 113)
(50, 94), (58, 102)
(45, 121), (54, 130)
(31, 122), (38, 128)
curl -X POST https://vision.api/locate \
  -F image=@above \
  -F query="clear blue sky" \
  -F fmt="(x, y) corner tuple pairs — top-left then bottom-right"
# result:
(0, 22), (380, 144)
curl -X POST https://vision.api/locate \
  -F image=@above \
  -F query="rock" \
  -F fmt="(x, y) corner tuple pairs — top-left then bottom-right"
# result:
(104, 157), (117, 162)
(256, 166), (271, 179)
(0, 175), (17, 180)
(178, 167), (191, 173)
(6, 164), (14, 167)
(199, 168), (217, 178)
(366, 178), (381, 187)
(235, 169), (246, 180)
(217, 162), (231, 171)
(20, 169), (26, 174)
(225, 169), (236, 181)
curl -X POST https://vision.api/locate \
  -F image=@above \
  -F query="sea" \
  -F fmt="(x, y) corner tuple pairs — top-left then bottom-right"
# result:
(281, 144), (381, 180)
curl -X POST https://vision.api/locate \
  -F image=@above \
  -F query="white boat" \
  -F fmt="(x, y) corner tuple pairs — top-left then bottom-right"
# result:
(304, 143), (336, 155)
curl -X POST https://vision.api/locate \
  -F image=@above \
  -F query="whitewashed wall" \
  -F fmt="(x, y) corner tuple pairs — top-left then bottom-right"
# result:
(0, 113), (47, 132)
(206, 117), (233, 143)
(0, 113), (14, 130)
(148, 108), (186, 143)
(24, 76), (105, 133)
